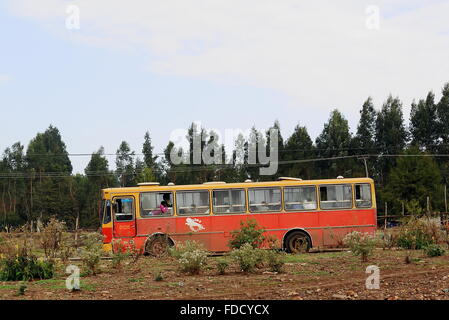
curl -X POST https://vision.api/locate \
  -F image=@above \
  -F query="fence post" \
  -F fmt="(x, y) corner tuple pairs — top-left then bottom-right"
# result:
(445, 185), (448, 214)
(384, 202), (388, 230)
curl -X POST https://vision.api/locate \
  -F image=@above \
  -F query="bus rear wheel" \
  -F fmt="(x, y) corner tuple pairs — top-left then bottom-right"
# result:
(145, 236), (171, 257)
(285, 232), (311, 254)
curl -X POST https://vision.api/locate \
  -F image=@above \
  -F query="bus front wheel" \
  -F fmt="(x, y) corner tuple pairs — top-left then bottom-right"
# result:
(145, 236), (172, 257)
(285, 232), (311, 254)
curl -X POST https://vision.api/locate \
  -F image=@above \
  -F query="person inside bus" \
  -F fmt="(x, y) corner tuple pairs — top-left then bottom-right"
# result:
(159, 193), (172, 214)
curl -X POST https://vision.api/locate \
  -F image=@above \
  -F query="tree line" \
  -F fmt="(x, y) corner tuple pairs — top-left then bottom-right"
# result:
(1, 83), (449, 229)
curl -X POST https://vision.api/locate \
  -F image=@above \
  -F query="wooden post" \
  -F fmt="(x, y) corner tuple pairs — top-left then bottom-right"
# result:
(444, 185), (447, 213)
(384, 202), (388, 230)
(427, 196), (430, 215)
(74, 216), (79, 247)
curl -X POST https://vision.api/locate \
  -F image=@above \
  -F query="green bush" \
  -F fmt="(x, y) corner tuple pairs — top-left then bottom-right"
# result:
(397, 217), (444, 250)
(230, 243), (265, 273)
(80, 233), (104, 275)
(343, 231), (377, 262)
(169, 241), (208, 275)
(424, 244), (446, 257)
(0, 255), (54, 281)
(229, 219), (266, 249)
(264, 250), (286, 273)
(216, 258), (229, 275)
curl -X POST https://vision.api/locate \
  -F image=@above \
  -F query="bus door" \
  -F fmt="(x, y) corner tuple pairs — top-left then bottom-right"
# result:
(112, 196), (136, 238)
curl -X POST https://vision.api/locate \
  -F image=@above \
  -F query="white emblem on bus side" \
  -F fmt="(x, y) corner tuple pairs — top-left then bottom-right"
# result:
(185, 218), (205, 232)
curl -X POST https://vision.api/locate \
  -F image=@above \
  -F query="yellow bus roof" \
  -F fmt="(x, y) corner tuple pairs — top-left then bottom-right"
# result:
(103, 177), (374, 194)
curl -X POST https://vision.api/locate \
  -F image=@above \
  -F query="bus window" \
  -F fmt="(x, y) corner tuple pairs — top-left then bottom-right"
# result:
(113, 198), (134, 221)
(355, 184), (372, 208)
(176, 190), (210, 215)
(103, 200), (111, 224)
(213, 189), (246, 214)
(140, 192), (174, 217)
(284, 186), (317, 211)
(319, 185), (352, 209)
(248, 188), (281, 213)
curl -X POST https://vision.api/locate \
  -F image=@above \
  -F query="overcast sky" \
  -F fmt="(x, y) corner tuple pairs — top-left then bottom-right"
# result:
(1, 0), (449, 173)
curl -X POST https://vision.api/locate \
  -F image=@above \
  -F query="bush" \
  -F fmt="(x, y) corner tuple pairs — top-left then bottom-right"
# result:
(0, 232), (54, 281)
(230, 243), (265, 273)
(229, 219), (266, 249)
(80, 233), (103, 275)
(397, 217), (444, 250)
(343, 231), (377, 262)
(216, 258), (229, 275)
(378, 230), (397, 250)
(264, 250), (285, 273)
(0, 247), (54, 281)
(424, 244), (446, 257)
(39, 218), (66, 259)
(169, 241), (208, 275)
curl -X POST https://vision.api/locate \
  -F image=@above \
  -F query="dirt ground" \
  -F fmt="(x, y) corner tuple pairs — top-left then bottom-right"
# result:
(2, 248), (449, 300)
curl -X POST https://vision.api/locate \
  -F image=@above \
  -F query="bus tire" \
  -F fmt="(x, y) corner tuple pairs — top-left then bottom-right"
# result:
(145, 235), (173, 257)
(285, 231), (311, 254)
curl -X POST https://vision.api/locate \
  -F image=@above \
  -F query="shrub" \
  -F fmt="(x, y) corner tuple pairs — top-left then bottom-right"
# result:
(80, 233), (104, 275)
(169, 241), (208, 275)
(0, 233), (54, 281)
(110, 239), (129, 269)
(229, 219), (266, 249)
(424, 244), (446, 257)
(343, 231), (377, 262)
(39, 218), (66, 259)
(397, 217), (444, 250)
(216, 258), (229, 275)
(0, 251), (54, 281)
(230, 243), (265, 273)
(378, 230), (397, 250)
(264, 250), (285, 273)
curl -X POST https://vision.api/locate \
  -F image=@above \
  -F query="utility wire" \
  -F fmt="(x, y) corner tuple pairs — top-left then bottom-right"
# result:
(0, 153), (449, 179)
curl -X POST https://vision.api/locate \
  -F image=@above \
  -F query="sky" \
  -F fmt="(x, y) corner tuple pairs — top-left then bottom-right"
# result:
(1, 0), (449, 173)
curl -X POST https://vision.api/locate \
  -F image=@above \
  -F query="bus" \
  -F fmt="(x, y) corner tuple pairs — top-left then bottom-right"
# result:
(100, 177), (377, 255)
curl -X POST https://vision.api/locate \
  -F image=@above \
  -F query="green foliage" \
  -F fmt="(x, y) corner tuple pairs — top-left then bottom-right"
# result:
(216, 258), (229, 275)
(229, 219), (266, 249)
(383, 147), (443, 213)
(343, 231), (378, 262)
(230, 243), (265, 273)
(424, 244), (446, 257)
(169, 241), (208, 275)
(396, 217), (444, 250)
(264, 250), (286, 273)
(79, 233), (103, 275)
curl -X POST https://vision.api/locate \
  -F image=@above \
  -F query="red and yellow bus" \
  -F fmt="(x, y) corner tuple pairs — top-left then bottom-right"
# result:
(101, 177), (377, 255)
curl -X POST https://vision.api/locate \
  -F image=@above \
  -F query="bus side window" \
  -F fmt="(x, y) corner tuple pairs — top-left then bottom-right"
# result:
(177, 190), (210, 215)
(140, 192), (174, 217)
(113, 198), (134, 221)
(319, 185), (352, 209)
(213, 189), (246, 214)
(355, 184), (372, 208)
(248, 188), (281, 213)
(103, 200), (111, 224)
(284, 186), (317, 211)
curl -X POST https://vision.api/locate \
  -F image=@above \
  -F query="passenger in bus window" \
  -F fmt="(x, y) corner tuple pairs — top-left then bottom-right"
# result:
(160, 193), (172, 214)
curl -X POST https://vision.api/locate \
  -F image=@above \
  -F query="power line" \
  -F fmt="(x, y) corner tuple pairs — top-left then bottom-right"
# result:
(0, 153), (448, 179)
